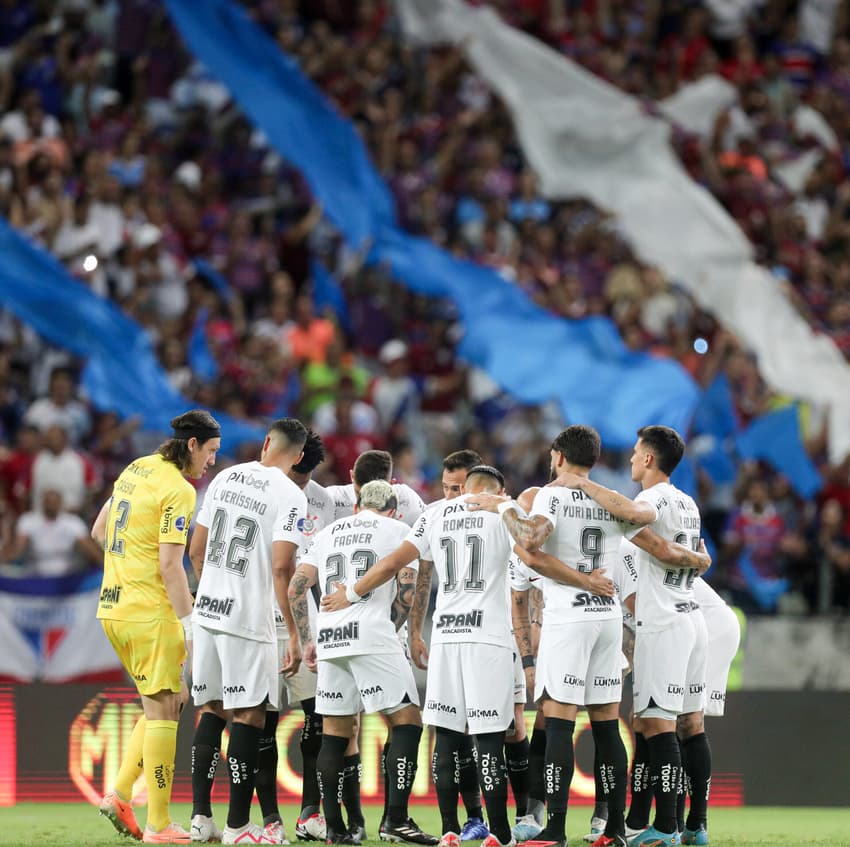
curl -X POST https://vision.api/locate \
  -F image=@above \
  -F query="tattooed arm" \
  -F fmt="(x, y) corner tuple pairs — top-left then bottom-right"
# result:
(392, 566), (417, 631)
(408, 560), (433, 669)
(465, 493), (553, 551)
(512, 588), (532, 660)
(288, 563), (318, 671)
(529, 586), (544, 654)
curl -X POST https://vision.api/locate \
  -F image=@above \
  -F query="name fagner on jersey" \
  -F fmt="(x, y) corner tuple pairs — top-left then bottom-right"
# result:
(624, 481), (703, 630)
(299, 513), (415, 658)
(406, 495), (514, 646)
(530, 486), (627, 623)
(193, 461), (306, 643)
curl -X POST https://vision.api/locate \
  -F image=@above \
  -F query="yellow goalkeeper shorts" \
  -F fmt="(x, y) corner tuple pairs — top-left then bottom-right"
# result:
(101, 618), (186, 695)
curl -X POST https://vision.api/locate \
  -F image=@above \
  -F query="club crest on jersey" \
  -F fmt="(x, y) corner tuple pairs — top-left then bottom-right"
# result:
(196, 594), (235, 617)
(297, 515), (318, 536)
(318, 621), (360, 645)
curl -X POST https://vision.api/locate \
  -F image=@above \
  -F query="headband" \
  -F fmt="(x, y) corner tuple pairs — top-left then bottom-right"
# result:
(172, 425), (221, 442)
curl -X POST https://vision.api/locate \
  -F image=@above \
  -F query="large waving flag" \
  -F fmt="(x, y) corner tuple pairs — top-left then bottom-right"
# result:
(164, 0), (700, 448)
(0, 218), (264, 453)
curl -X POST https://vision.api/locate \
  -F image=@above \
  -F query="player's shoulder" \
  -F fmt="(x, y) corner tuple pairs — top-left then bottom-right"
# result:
(326, 482), (355, 508)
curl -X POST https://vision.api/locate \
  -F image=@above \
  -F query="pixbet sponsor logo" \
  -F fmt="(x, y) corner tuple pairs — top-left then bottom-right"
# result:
(226, 470), (270, 492)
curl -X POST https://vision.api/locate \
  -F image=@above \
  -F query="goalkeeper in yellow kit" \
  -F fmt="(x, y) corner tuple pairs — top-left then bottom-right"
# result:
(94, 410), (221, 843)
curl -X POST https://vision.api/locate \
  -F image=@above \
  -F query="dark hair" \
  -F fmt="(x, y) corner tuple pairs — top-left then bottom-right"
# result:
(442, 449), (483, 473)
(637, 425), (685, 475)
(292, 429), (325, 473)
(353, 450), (392, 487)
(551, 425), (601, 469)
(466, 464), (505, 490)
(268, 418), (308, 451)
(158, 409), (221, 472)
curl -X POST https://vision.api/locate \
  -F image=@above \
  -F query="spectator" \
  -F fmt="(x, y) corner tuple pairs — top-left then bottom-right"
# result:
(322, 394), (382, 482)
(30, 424), (97, 515)
(23, 367), (91, 445)
(5, 489), (102, 577)
(0, 422), (40, 517)
(312, 376), (379, 436)
(286, 293), (336, 364)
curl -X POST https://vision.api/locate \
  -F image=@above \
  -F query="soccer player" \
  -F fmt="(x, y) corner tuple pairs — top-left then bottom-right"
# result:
(409, 449), (489, 843)
(675, 577), (740, 845)
(289, 481), (437, 846)
(188, 418), (308, 845)
(327, 447), (427, 834)
(96, 410), (221, 844)
(549, 426), (710, 847)
(326, 449), (426, 527)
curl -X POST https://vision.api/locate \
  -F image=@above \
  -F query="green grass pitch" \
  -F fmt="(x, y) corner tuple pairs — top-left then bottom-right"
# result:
(0, 804), (848, 847)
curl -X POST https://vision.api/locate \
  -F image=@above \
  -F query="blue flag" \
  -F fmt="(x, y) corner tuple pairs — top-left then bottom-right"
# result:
(310, 259), (350, 333)
(164, 0), (701, 449)
(188, 308), (219, 383)
(736, 405), (822, 498)
(0, 217), (264, 454)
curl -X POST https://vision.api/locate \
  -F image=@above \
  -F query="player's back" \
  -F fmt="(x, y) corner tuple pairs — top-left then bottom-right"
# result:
(530, 485), (625, 623)
(631, 481), (702, 630)
(98, 453), (196, 623)
(305, 512), (410, 657)
(194, 461), (305, 642)
(421, 495), (513, 646)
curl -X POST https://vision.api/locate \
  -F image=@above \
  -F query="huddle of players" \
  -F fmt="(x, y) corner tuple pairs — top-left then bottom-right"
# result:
(96, 410), (739, 847)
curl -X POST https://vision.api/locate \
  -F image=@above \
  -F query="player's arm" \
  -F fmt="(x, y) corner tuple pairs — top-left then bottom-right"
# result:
(550, 472), (657, 526)
(90, 499), (110, 547)
(622, 624), (636, 672)
(159, 542), (194, 620)
(529, 585), (544, 653)
(391, 566), (417, 631)
(320, 540), (420, 612)
(514, 544), (615, 596)
(512, 587), (533, 662)
(467, 493), (552, 551)
(630, 527), (711, 573)
(288, 563), (318, 672)
(188, 522), (208, 581)
(273, 539), (301, 671)
(408, 559), (433, 669)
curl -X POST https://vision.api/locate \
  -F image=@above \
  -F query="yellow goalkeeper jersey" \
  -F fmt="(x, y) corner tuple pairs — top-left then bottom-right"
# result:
(97, 453), (196, 622)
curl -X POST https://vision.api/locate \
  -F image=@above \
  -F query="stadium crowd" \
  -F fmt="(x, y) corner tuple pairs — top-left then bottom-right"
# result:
(0, 0), (849, 613)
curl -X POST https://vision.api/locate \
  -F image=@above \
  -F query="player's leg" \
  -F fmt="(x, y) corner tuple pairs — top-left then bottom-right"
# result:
(190, 621), (227, 842)
(527, 710), (547, 826)
(433, 727), (464, 841)
(585, 619), (628, 846)
(458, 734), (487, 841)
(341, 714), (366, 840)
(296, 699), (326, 841)
(138, 619), (191, 843)
(583, 747), (608, 844)
(505, 653), (533, 835)
(462, 644), (515, 847)
(678, 612), (710, 846)
(222, 704), (268, 842)
(190, 703), (227, 843)
(624, 716), (651, 838)
(586, 703), (627, 847)
(350, 651), (435, 845)
(315, 658), (360, 844)
(630, 620), (695, 847)
(255, 710), (284, 839)
(97, 620), (146, 840)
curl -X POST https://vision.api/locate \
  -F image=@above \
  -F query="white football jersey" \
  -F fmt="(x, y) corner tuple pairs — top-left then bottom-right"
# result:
(616, 539), (639, 632)
(326, 482), (426, 527)
(275, 478), (335, 633)
(508, 554), (538, 593)
(301, 512), (415, 658)
(530, 487), (627, 624)
(625, 481), (702, 631)
(194, 461), (307, 642)
(406, 494), (513, 647)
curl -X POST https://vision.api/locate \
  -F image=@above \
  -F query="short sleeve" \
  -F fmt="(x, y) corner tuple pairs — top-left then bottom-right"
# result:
(273, 488), (308, 545)
(159, 481), (196, 545)
(623, 489), (660, 541)
(617, 540), (639, 599)
(405, 511), (431, 559)
(195, 484), (214, 529)
(509, 555), (535, 591)
(529, 487), (559, 526)
(298, 535), (321, 570)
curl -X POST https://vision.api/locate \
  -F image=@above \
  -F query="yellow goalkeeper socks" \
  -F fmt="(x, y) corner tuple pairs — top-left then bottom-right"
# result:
(114, 715), (146, 801)
(143, 719), (178, 832)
